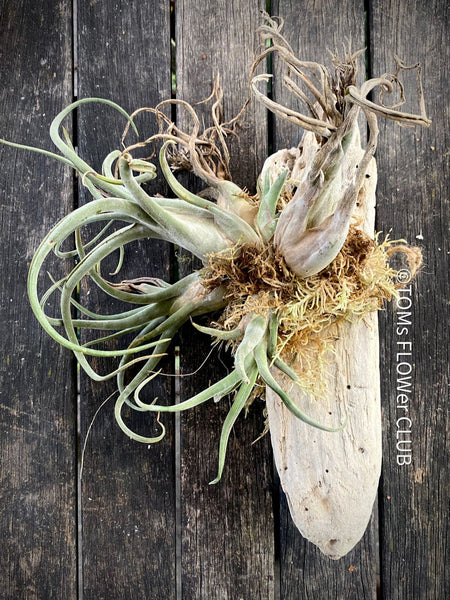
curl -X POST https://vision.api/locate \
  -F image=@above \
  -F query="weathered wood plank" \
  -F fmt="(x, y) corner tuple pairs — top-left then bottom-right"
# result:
(76, 1), (176, 598)
(175, 1), (276, 598)
(272, 1), (379, 597)
(1, 2), (447, 599)
(370, 1), (449, 598)
(0, 1), (76, 598)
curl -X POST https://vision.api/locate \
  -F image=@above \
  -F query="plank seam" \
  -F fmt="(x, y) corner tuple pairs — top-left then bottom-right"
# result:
(364, 1), (383, 597)
(71, 0), (83, 598)
(170, 4), (182, 599)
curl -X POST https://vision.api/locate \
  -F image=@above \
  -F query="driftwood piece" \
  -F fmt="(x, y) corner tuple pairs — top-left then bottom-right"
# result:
(267, 137), (381, 559)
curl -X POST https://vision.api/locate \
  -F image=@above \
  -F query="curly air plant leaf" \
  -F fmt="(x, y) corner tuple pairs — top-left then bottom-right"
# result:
(0, 15), (429, 500)
(252, 17), (430, 277)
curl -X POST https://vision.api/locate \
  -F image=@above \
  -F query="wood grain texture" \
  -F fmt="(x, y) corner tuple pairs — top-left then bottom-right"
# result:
(271, 1), (379, 598)
(76, 1), (176, 598)
(0, 1), (76, 597)
(0, 1), (447, 598)
(175, 1), (276, 598)
(370, 1), (449, 598)
(267, 149), (381, 560)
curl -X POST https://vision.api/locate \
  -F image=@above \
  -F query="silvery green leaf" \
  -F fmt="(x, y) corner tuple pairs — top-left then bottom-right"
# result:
(256, 169), (287, 242)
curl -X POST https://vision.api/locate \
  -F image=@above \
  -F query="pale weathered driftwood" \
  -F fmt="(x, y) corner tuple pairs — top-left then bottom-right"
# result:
(267, 137), (381, 560)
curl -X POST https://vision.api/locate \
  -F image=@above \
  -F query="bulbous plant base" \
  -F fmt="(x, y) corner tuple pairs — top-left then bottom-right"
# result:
(266, 149), (381, 559)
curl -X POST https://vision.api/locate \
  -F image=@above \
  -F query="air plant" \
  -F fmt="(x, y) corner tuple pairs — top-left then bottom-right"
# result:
(1, 16), (429, 551)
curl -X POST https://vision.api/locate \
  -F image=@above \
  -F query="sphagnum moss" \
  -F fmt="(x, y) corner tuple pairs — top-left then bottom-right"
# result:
(0, 16), (429, 485)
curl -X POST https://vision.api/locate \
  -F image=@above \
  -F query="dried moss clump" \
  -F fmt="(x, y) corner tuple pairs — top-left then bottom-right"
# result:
(202, 225), (422, 398)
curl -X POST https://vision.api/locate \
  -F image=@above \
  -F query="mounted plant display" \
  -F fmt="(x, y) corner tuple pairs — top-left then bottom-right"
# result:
(1, 17), (429, 559)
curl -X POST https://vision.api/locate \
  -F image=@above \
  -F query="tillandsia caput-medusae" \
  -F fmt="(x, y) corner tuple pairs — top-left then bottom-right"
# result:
(1, 17), (429, 489)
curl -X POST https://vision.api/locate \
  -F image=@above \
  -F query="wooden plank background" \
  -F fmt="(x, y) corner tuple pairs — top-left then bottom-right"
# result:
(0, 1), (447, 598)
